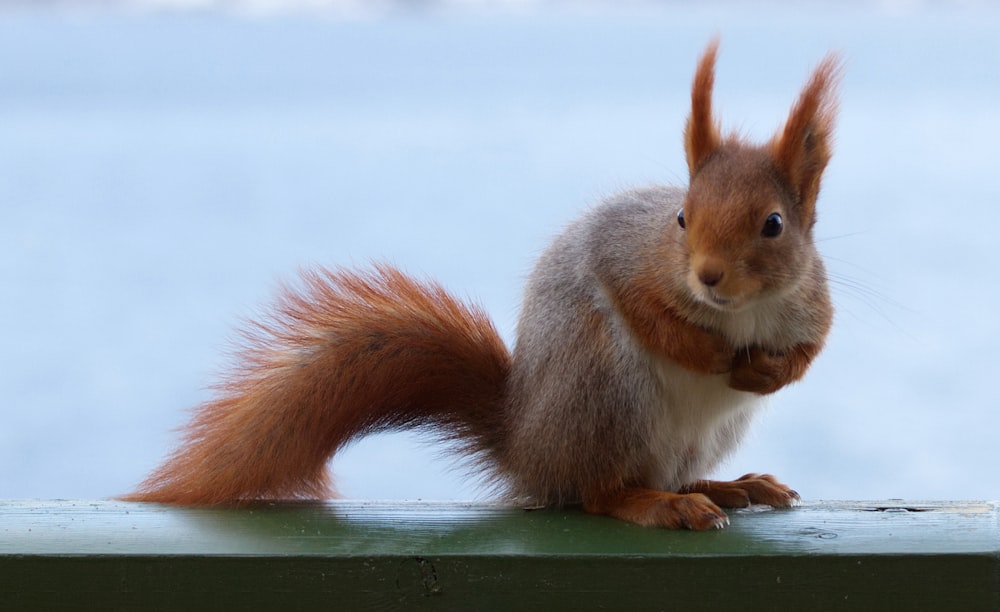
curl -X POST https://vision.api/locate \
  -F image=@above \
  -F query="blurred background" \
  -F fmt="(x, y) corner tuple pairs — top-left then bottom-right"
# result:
(1, 0), (998, 502)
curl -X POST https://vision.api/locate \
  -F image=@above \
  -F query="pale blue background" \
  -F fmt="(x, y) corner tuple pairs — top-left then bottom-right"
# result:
(2, 1), (998, 502)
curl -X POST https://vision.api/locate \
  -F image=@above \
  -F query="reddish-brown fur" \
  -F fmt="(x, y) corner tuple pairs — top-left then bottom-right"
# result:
(613, 282), (733, 376)
(684, 38), (723, 175)
(770, 55), (841, 223)
(729, 342), (826, 395)
(582, 45), (838, 524)
(123, 265), (510, 505)
(622, 44), (838, 397)
(126, 43), (839, 531)
(583, 487), (728, 530)
(681, 473), (799, 508)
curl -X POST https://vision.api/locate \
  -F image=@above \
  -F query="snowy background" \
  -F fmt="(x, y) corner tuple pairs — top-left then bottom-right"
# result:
(2, 0), (998, 502)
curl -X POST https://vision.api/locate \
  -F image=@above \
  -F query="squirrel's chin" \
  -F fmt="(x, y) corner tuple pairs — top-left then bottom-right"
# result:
(694, 288), (753, 313)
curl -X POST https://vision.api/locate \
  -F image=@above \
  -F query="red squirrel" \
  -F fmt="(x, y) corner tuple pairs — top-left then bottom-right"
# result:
(125, 41), (840, 530)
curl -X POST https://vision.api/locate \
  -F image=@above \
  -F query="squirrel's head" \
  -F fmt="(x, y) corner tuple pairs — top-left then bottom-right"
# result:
(677, 40), (841, 312)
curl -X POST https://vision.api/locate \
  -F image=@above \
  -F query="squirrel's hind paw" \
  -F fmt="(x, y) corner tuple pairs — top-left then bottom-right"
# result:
(681, 473), (800, 509)
(583, 488), (730, 530)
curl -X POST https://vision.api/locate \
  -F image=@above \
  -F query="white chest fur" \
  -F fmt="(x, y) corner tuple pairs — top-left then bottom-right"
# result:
(646, 356), (763, 490)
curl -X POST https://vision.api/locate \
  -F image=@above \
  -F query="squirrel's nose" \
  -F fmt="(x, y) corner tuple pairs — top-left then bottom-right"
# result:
(698, 267), (724, 288)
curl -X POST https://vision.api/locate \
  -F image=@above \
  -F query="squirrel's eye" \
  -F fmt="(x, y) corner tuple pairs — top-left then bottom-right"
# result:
(677, 209), (686, 230)
(762, 212), (783, 238)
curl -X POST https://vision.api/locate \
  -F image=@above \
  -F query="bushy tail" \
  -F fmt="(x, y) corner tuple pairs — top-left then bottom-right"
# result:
(123, 264), (511, 505)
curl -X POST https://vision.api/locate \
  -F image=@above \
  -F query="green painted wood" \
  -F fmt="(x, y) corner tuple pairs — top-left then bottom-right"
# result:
(1, 500), (998, 610)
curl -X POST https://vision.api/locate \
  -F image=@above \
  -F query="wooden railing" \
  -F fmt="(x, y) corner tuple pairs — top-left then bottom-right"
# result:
(2, 499), (997, 609)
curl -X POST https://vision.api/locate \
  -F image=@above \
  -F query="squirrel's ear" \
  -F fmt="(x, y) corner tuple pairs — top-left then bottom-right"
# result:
(684, 39), (722, 178)
(770, 54), (842, 220)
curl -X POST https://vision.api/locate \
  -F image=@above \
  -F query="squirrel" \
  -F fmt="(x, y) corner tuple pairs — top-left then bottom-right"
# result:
(124, 41), (840, 530)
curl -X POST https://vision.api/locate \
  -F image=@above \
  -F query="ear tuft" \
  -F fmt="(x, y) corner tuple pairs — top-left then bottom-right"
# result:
(684, 39), (722, 177)
(770, 53), (843, 217)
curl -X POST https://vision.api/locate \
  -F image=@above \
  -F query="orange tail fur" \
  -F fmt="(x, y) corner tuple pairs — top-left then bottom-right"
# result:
(123, 265), (511, 505)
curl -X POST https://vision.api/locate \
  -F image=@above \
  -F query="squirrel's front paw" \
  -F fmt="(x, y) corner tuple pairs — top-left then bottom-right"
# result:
(728, 346), (791, 395)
